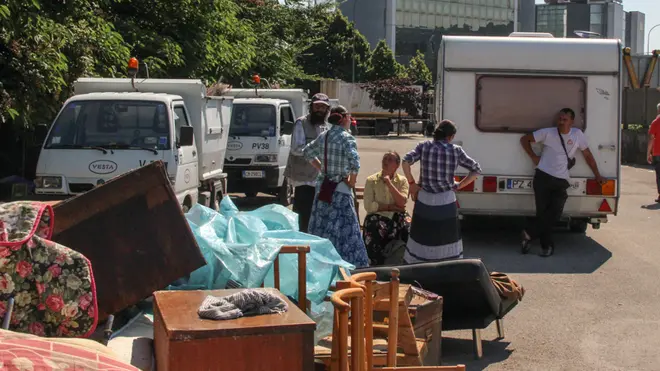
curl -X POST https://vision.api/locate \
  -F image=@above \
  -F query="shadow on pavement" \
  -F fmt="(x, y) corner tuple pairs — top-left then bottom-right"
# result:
(441, 336), (513, 370)
(641, 203), (660, 210)
(461, 216), (612, 275)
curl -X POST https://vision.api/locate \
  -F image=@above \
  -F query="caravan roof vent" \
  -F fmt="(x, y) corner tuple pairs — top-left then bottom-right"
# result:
(509, 32), (555, 38)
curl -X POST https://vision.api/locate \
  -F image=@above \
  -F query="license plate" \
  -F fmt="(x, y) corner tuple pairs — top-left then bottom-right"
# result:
(506, 179), (533, 189)
(242, 170), (265, 179)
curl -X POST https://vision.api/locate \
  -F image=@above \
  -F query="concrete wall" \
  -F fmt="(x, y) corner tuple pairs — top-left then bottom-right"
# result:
(519, 0), (536, 33)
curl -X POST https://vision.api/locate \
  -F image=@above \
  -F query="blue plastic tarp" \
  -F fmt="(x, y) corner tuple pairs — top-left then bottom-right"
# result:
(169, 196), (355, 342)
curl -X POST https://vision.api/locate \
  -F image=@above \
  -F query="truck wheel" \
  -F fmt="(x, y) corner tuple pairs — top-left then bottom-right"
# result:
(569, 219), (588, 233)
(278, 178), (293, 206)
(245, 191), (257, 198)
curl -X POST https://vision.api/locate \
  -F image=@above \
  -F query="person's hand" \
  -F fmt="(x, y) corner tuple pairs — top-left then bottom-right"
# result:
(648, 154), (654, 165)
(532, 155), (541, 166)
(382, 174), (392, 185)
(390, 205), (406, 213)
(409, 183), (420, 201)
(595, 175), (606, 185)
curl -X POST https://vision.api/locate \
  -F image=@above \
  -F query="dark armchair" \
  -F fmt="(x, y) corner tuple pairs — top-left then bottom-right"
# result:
(353, 259), (519, 358)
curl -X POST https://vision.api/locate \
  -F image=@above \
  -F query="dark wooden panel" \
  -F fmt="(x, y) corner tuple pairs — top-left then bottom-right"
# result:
(51, 161), (205, 320)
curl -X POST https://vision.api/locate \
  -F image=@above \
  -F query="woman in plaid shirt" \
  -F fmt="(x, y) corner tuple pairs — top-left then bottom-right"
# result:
(402, 120), (481, 263)
(302, 106), (369, 268)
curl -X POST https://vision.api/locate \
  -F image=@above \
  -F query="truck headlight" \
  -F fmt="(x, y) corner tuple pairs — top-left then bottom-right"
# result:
(255, 155), (277, 163)
(35, 176), (63, 189)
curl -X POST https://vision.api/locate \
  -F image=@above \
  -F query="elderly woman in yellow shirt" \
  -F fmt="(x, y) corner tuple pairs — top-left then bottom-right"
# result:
(362, 151), (411, 265)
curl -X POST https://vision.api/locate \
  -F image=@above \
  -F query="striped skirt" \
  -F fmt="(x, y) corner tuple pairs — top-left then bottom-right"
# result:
(404, 189), (463, 263)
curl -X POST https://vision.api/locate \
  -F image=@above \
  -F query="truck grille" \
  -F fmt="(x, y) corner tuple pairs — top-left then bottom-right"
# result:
(68, 183), (95, 193)
(225, 158), (252, 165)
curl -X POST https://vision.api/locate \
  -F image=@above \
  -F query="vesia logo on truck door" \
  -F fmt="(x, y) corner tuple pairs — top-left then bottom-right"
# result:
(89, 160), (118, 175)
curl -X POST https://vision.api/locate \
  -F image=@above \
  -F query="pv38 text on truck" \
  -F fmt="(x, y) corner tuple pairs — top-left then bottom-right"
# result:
(34, 58), (233, 211)
(436, 34), (621, 232)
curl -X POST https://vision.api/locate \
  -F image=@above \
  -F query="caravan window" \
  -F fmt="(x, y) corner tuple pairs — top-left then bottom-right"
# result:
(475, 76), (586, 133)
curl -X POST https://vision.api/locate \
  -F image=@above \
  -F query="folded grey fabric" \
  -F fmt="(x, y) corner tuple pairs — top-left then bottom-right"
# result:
(198, 289), (289, 320)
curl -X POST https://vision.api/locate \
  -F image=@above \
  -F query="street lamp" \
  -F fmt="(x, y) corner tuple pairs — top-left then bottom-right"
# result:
(647, 23), (660, 55)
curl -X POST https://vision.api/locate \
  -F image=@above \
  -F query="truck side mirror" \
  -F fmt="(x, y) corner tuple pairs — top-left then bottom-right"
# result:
(281, 121), (294, 135)
(34, 124), (48, 144)
(179, 126), (194, 147)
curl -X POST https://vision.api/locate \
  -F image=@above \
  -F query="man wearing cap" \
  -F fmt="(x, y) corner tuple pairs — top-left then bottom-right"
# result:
(285, 93), (331, 232)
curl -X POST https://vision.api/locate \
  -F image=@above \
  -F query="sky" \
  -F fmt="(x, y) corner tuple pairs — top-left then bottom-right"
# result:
(535, 0), (660, 53)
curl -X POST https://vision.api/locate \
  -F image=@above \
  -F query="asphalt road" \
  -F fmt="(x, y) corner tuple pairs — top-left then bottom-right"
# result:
(232, 134), (660, 370)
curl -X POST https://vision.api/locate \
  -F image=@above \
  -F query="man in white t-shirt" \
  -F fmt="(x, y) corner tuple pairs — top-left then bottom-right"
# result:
(519, 108), (604, 257)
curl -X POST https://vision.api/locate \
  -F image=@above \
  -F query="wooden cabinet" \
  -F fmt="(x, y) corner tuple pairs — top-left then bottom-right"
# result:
(153, 288), (316, 371)
(408, 291), (443, 365)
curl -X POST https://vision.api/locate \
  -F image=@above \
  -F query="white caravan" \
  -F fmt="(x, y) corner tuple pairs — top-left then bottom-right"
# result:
(222, 89), (309, 205)
(436, 34), (621, 231)
(35, 78), (233, 211)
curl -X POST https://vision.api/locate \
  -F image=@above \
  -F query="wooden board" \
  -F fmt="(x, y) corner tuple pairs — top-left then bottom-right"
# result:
(50, 161), (206, 320)
(154, 288), (316, 371)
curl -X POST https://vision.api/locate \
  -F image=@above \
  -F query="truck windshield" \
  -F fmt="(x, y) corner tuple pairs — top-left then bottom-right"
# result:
(229, 104), (276, 137)
(44, 100), (171, 150)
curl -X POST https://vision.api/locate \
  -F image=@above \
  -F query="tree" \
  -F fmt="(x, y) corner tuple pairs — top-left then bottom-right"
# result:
(363, 77), (423, 135)
(406, 51), (432, 88)
(366, 40), (404, 81)
(298, 11), (371, 83)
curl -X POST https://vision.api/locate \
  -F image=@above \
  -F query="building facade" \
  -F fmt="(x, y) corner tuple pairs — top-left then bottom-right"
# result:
(626, 11), (645, 55)
(535, 0), (625, 40)
(340, 0), (536, 80)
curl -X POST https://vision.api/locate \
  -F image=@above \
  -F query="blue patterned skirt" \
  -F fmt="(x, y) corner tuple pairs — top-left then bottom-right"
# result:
(308, 191), (370, 268)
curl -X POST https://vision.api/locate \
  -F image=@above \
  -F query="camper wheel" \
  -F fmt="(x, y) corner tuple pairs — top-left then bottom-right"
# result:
(182, 197), (192, 213)
(569, 219), (588, 233)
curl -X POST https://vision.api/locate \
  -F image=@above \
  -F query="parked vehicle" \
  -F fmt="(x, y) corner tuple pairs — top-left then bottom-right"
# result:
(320, 79), (424, 135)
(222, 89), (309, 205)
(436, 34), (621, 231)
(34, 64), (233, 211)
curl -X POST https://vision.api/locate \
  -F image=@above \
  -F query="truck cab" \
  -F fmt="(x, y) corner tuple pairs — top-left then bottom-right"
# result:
(222, 89), (309, 205)
(35, 77), (233, 211)
(224, 98), (295, 204)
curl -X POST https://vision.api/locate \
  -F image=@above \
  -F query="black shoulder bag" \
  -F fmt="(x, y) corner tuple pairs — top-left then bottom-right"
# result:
(557, 127), (576, 170)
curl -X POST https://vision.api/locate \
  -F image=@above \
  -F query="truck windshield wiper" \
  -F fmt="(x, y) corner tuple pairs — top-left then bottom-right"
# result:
(51, 144), (108, 154)
(102, 143), (158, 155)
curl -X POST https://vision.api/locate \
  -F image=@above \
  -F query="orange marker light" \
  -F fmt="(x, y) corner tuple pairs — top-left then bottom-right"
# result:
(252, 74), (261, 84)
(128, 58), (139, 70)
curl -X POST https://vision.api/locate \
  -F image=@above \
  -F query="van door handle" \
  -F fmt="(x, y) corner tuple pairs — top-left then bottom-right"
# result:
(598, 144), (616, 151)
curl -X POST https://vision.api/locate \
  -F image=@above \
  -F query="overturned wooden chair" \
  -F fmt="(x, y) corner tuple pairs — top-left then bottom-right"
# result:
(329, 284), (466, 371)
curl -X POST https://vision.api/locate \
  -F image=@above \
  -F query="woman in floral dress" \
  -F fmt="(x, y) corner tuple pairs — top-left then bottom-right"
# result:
(303, 106), (369, 268)
(362, 151), (411, 265)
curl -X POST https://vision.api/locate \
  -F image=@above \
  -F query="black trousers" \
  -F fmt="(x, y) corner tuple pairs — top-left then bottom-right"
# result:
(293, 185), (316, 233)
(527, 169), (569, 249)
(653, 156), (660, 194)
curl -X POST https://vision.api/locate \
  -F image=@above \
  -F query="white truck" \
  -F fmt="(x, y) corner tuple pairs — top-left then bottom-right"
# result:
(221, 89), (310, 205)
(34, 78), (233, 211)
(436, 34), (621, 232)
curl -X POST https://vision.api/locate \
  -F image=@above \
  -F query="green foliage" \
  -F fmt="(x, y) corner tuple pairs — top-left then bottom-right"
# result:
(299, 11), (372, 83)
(367, 40), (404, 81)
(0, 0), (375, 127)
(363, 77), (423, 117)
(406, 51), (432, 87)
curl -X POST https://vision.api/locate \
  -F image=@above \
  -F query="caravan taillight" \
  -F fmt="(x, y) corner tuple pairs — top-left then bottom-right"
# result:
(586, 179), (615, 196)
(483, 176), (497, 193)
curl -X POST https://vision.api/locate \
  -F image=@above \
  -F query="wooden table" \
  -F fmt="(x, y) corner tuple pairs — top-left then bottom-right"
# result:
(154, 288), (316, 371)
